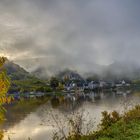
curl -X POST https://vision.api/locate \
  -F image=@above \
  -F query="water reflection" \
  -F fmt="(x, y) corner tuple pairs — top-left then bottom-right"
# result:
(1, 90), (140, 140)
(51, 97), (60, 108)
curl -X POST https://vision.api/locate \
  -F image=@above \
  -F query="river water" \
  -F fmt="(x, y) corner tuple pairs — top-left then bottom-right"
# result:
(1, 90), (140, 140)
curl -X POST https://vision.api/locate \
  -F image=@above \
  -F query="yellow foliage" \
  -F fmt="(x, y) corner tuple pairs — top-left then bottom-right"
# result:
(0, 57), (6, 68)
(0, 72), (10, 95)
(0, 57), (10, 123)
(0, 131), (3, 140)
(57, 82), (64, 90)
(0, 57), (10, 103)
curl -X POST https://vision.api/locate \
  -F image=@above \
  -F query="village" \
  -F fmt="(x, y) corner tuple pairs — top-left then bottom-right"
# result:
(64, 79), (131, 92)
(8, 72), (132, 100)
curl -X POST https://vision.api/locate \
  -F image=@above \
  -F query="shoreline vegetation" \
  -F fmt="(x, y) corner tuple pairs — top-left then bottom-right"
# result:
(53, 105), (140, 140)
(3, 97), (140, 140)
(82, 105), (140, 140)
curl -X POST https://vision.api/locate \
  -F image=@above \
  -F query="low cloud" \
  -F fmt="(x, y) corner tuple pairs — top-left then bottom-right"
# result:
(0, 0), (140, 76)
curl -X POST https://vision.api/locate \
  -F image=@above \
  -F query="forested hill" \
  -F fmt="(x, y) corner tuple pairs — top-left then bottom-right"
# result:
(4, 61), (32, 80)
(3, 61), (49, 93)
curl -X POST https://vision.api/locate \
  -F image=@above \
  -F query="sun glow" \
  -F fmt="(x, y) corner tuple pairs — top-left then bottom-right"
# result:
(0, 52), (15, 60)
(0, 53), (9, 58)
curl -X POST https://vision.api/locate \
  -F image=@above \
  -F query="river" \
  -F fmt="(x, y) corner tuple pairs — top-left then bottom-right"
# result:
(1, 90), (140, 140)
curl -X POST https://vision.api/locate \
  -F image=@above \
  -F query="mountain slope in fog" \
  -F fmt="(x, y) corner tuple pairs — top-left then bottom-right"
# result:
(102, 61), (140, 80)
(4, 61), (31, 80)
(4, 60), (140, 81)
(84, 61), (140, 80)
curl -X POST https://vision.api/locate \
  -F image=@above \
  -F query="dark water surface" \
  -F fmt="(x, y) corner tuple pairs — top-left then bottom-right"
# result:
(1, 90), (140, 140)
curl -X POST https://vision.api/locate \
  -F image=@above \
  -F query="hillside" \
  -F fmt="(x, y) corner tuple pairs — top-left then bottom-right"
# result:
(4, 61), (31, 80)
(72, 105), (140, 140)
(4, 61), (49, 93)
(103, 61), (140, 80)
(56, 69), (84, 81)
(84, 61), (140, 81)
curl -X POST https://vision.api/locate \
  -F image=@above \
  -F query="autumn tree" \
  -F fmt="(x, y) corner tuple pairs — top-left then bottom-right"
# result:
(0, 57), (11, 139)
(0, 57), (10, 120)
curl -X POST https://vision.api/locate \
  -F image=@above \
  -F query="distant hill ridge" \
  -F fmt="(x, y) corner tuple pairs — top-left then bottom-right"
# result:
(4, 61), (31, 80)
(56, 69), (84, 80)
(4, 60), (140, 81)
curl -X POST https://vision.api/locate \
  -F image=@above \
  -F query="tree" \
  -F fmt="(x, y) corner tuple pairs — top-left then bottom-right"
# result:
(36, 86), (44, 92)
(50, 77), (59, 90)
(57, 82), (64, 90)
(0, 57), (10, 99)
(0, 57), (10, 120)
(0, 57), (10, 140)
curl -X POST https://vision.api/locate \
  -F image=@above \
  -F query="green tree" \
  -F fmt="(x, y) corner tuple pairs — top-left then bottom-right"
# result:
(36, 86), (44, 92)
(50, 77), (59, 90)
(57, 82), (64, 90)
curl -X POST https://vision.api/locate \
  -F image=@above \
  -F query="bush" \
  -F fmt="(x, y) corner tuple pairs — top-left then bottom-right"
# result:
(44, 87), (53, 92)
(100, 111), (120, 129)
(124, 105), (140, 122)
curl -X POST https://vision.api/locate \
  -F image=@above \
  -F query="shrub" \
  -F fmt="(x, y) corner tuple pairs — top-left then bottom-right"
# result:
(100, 111), (120, 129)
(124, 105), (140, 122)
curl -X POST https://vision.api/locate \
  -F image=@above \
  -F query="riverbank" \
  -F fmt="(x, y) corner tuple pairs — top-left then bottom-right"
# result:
(2, 90), (140, 140)
(68, 105), (140, 140)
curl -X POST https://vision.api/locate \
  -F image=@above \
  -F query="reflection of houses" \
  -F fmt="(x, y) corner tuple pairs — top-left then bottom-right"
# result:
(15, 91), (45, 99)
(115, 90), (131, 97)
(115, 80), (131, 87)
(35, 92), (45, 98)
(21, 92), (35, 98)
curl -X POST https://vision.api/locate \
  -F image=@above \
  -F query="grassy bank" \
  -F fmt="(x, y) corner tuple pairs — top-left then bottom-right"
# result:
(86, 106), (140, 140)
(64, 105), (140, 140)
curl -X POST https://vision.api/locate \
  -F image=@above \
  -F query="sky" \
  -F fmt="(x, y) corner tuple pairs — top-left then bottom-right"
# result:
(0, 0), (140, 75)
